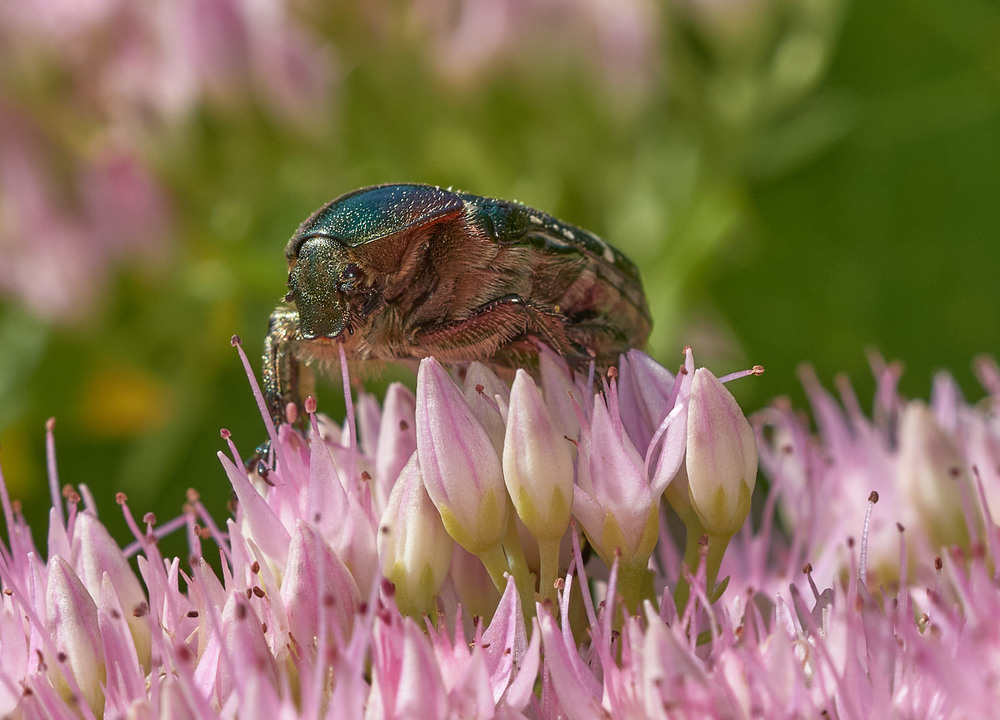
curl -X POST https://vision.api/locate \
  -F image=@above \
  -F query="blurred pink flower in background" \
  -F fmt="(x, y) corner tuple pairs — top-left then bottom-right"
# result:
(413, 0), (659, 93)
(0, 107), (169, 321)
(0, 0), (335, 321)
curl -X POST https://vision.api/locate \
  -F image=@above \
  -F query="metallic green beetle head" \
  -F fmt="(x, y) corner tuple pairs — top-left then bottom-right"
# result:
(286, 235), (355, 339)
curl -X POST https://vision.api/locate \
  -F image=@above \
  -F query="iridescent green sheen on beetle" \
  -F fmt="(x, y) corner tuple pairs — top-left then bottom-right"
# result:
(261, 183), (651, 430)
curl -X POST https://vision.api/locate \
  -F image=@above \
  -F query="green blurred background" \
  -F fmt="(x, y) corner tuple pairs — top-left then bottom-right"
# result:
(1, 0), (998, 541)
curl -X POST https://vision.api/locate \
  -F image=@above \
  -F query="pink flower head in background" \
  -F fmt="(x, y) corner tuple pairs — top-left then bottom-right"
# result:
(412, 0), (659, 94)
(0, 0), (335, 321)
(0, 108), (170, 322)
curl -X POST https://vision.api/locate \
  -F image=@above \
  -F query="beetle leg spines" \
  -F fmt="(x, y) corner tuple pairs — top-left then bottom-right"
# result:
(563, 317), (642, 370)
(412, 294), (573, 363)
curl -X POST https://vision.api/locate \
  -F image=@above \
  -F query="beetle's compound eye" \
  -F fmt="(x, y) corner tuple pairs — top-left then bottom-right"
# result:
(339, 263), (363, 290)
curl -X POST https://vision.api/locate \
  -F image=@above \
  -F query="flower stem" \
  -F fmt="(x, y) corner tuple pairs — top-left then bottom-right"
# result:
(617, 559), (652, 615)
(537, 538), (561, 604)
(501, 514), (537, 612)
(478, 542), (512, 590)
(674, 521), (731, 612)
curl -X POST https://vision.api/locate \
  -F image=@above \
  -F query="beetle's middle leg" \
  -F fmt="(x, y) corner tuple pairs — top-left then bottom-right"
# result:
(412, 294), (573, 363)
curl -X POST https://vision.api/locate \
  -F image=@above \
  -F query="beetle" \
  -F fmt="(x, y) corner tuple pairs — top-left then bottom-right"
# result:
(261, 183), (651, 431)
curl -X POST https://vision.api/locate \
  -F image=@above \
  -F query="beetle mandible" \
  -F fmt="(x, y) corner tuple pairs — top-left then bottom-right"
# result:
(261, 183), (651, 430)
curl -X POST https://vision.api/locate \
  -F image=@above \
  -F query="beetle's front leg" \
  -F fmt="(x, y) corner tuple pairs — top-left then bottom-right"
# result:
(250, 306), (314, 474)
(247, 307), (311, 478)
(262, 305), (311, 429)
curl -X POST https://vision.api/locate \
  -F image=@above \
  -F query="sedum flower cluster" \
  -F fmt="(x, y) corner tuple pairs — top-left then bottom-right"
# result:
(2, 346), (1000, 719)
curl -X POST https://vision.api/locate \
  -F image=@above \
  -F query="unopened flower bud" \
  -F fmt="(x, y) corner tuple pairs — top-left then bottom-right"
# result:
(283, 522), (361, 647)
(897, 401), (971, 548)
(573, 394), (658, 566)
(683, 368), (758, 537)
(539, 348), (585, 445)
(416, 357), (507, 554)
(46, 556), (106, 714)
(75, 512), (151, 668)
(464, 361), (511, 456)
(373, 382), (418, 508)
(503, 370), (573, 543)
(378, 453), (455, 616)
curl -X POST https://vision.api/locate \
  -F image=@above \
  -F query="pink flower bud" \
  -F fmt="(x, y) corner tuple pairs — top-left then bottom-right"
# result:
(503, 370), (574, 543)
(539, 348), (586, 444)
(416, 357), (507, 554)
(282, 522), (360, 649)
(370, 616), (448, 718)
(573, 394), (658, 565)
(216, 593), (279, 701)
(684, 368), (758, 537)
(378, 453), (455, 616)
(897, 402), (971, 548)
(373, 382), (418, 509)
(46, 556), (105, 713)
(617, 349), (677, 453)
(74, 512), (151, 667)
(464, 361), (511, 456)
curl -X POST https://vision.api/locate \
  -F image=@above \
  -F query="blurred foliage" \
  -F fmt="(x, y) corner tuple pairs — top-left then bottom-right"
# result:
(1, 0), (998, 546)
